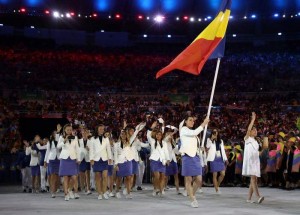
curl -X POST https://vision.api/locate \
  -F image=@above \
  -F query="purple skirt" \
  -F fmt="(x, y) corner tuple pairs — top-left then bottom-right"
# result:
(59, 158), (78, 176)
(150, 160), (166, 173)
(166, 161), (178, 176)
(93, 159), (108, 172)
(181, 155), (202, 177)
(49, 159), (60, 175)
(79, 160), (91, 172)
(108, 165), (114, 176)
(210, 156), (225, 173)
(131, 160), (139, 175)
(31, 165), (40, 176)
(116, 161), (132, 177)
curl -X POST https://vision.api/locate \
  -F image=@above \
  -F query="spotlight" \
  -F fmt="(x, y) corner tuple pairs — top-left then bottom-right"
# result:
(167, 34), (171, 38)
(0, 24), (3, 26)
(232, 34), (237, 37)
(229, 15), (233, 19)
(70, 12), (75, 16)
(20, 8), (26, 13)
(251, 14), (256, 18)
(243, 16), (247, 19)
(143, 34), (147, 38)
(78, 14), (81, 17)
(30, 26), (35, 29)
(274, 13), (279, 17)
(93, 13), (97, 17)
(53, 11), (59, 18)
(282, 14), (286, 18)
(146, 16), (150, 20)
(207, 16), (212, 20)
(115, 14), (121, 19)
(154, 15), (164, 23)
(278, 32), (282, 36)
(198, 18), (202, 22)
(45, 10), (50, 15)
(101, 30), (105, 32)
(183, 16), (188, 20)
(61, 14), (64, 18)
(138, 15), (143, 20)
(176, 17), (180, 21)
(66, 13), (71, 18)
(190, 17), (195, 22)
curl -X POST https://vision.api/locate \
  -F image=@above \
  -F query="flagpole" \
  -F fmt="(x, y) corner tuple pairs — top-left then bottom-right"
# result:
(200, 57), (221, 148)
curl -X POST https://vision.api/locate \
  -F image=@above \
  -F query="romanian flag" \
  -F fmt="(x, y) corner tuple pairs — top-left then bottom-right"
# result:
(156, 0), (231, 79)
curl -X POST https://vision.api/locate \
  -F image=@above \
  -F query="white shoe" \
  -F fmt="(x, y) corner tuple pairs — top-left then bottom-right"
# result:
(126, 193), (133, 199)
(152, 190), (157, 196)
(103, 192), (109, 200)
(162, 190), (165, 195)
(198, 188), (203, 194)
(246, 200), (255, 203)
(116, 192), (122, 199)
(74, 193), (80, 199)
(123, 188), (127, 195)
(97, 195), (103, 200)
(85, 190), (92, 195)
(109, 192), (115, 197)
(131, 187), (137, 192)
(69, 191), (75, 199)
(257, 196), (264, 204)
(51, 194), (56, 198)
(216, 190), (221, 195)
(182, 190), (188, 197)
(177, 190), (182, 195)
(64, 195), (70, 201)
(191, 200), (199, 208)
(56, 189), (60, 193)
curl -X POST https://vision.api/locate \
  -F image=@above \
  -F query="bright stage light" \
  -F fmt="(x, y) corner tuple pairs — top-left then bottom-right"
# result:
(143, 34), (147, 38)
(53, 11), (59, 18)
(115, 14), (121, 19)
(232, 34), (236, 37)
(167, 34), (171, 38)
(190, 17), (194, 22)
(176, 17), (180, 21)
(251, 14), (256, 18)
(66, 13), (71, 18)
(45, 10), (50, 15)
(20, 8), (26, 13)
(278, 32), (282, 36)
(244, 16), (247, 19)
(274, 13), (279, 17)
(154, 15), (164, 23)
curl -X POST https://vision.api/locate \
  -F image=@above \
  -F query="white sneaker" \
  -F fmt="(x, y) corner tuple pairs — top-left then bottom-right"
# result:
(162, 190), (165, 195)
(191, 200), (199, 208)
(246, 200), (255, 203)
(182, 190), (188, 197)
(216, 190), (221, 195)
(103, 192), (109, 200)
(85, 190), (92, 195)
(109, 192), (115, 197)
(123, 188), (127, 195)
(198, 188), (203, 194)
(69, 191), (75, 199)
(64, 195), (70, 201)
(177, 190), (182, 195)
(116, 192), (122, 199)
(51, 194), (56, 198)
(257, 196), (264, 204)
(56, 189), (60, 193)
(131, 187), (137, 192)
(126, 193), (133, 199)
(152, 190), (157, 196)
(74, 193), (80, 199)
(97, 194), (103, 200)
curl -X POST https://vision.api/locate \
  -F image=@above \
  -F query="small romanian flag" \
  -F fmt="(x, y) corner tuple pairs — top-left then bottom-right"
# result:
(156, 0), (232, 79)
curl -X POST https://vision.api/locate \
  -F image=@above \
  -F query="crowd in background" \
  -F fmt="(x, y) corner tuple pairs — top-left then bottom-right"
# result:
(0, 41), (299, 191)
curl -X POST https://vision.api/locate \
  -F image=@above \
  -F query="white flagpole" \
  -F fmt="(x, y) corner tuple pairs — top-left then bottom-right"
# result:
(200, 57), (221, 148)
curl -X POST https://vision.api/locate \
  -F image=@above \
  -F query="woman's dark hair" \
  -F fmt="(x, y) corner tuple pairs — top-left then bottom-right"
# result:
(50, 131), (58, 147)
(119, 130), (129, 149)
(182, 115), (195, 128)
(94, 124), (105, 138)
(210, 128), (221, 145)
(154, 131), (163, 149)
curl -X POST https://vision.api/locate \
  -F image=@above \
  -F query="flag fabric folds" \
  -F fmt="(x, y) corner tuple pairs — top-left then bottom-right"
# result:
(156, 0), (231, 79)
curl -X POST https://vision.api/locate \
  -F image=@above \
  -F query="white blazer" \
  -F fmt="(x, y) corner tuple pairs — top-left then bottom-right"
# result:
(57, 136), (80, 161)
(164, 134), (179, 162)
(44, 141), (61, 163)
(26, 146), (39, 166)
(114, 142), (134, 165)
(89, 136), (112, 162)
(78, 139), (90, 162)
(147, 130), (170, 163)
(206, 138), (227, 162)
(179, 125), (204, 157)
(130, 139), (149, 161)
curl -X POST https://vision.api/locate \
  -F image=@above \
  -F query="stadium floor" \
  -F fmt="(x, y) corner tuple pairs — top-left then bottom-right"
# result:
(0, 185), (299, 215)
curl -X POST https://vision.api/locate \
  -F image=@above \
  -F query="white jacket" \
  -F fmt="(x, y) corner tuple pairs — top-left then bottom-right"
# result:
(206, 138), (227, 162)
(26, 146), (39, 166)
(57, 136), (80, 161)
(114, 142), (134, 165)
(179, 126), (203, 157)
(131, 139), (149, 161)
(78, 138), (91, 162)
(147, 130), (170, 163)
(44, 141), (61, 163)
(89, 136), (112, 162)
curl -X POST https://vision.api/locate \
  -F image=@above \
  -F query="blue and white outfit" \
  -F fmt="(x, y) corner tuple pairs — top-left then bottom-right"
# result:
(147, 130), (170, 174)
(57, 136), (80, 176)
(164, 135), (179, 176)
(45, 136), (61, 175)
(26, 145), (40, 176)
(114, 141), (134, 177)
(206, 138), (227, 173)
(89, 135), (112, 172)
(78, 139), (91, 172)
(36, 143), (48, 190)
(179, 125), (204, 176)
